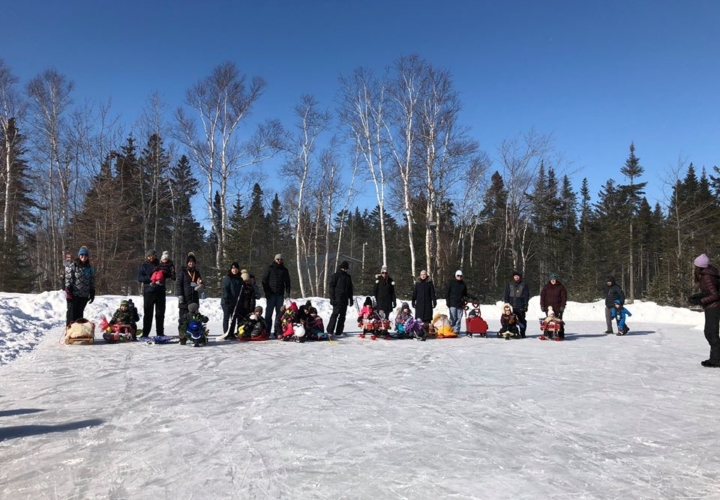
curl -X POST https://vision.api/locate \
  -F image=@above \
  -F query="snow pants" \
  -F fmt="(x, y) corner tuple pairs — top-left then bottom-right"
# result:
(704, 307), (720, 364)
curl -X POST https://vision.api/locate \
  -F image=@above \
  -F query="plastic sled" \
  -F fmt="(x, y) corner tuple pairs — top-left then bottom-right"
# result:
(466, 317), (489, 337)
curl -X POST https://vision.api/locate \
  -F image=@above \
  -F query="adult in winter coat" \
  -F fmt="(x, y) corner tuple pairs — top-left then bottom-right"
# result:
(412, 270), (437, 325)
(373, 266), (396, 318)
(64, 246), (96, 326)
(602, 275), (625, 334)
(503, 271), (530, 337)
(221, 262), (243, 336)
(177, 252), (203, 320)
(327, 261), (354, 337)
(689, 254), (720, 367)
(540, 272), (568, 339)
(262, 254), (291, 337)
(138, 249), (166, 337)
(446, 270), (469, 335)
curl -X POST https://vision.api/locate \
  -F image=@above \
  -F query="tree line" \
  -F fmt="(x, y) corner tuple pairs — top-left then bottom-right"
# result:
(0, 56), (717, 306)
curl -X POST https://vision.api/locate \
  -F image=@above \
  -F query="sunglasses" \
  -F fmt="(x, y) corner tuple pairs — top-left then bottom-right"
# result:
(381, 271), (387, 274)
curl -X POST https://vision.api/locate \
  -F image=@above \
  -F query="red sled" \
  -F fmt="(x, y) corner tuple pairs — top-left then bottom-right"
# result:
(240, 331), (270, 341)
(466, 317), (489, 337)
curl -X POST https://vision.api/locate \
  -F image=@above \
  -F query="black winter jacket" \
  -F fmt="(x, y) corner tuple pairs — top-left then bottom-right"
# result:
(603, 277), (625, 308)
(445, 279), (468, 308)
(262, 261), (291, 297)
(177, 265), (202, 305)
(329, 269), (354, 306)
(504, 280), (529, 311)
(138, 259), (164, 294)
(373, 275), (396, 315)
(412, 278), (437, 322)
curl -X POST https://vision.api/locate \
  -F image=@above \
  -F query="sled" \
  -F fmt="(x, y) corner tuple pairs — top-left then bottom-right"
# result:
(465, 316), (489, 337)
(65, 319), (95, 344)
(146, 335), (179, 345)
(539, 318), (563, 341)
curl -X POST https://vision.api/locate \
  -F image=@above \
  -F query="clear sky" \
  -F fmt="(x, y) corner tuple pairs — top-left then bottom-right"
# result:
(2, 0), (719, 210)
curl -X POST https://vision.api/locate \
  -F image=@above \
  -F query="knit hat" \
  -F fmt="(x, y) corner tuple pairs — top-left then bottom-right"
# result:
(120, 300), (129, 307)
(381, 266), (388, 273)
(548, 272), (558, 281)
(340, 261), (349, 270)
(420, 270), (427, 276)
(146, 249), (156, 257)
(694, 254), (710, 268)
(230, 262), (240, 270)
(241, 272), (250, 282)
(309, 307), (317, 314)
(254, 305), (263, 314)
(456, 270), (463, 276)
(547, 306), (554, 316)
(513, 270), (522, 278)
(188, 303), (199, 313)
(78, 246), (89, 257)
(161, 251), (170, 261)
(186, 252), (196, 264)
(275, 254), (283, 260)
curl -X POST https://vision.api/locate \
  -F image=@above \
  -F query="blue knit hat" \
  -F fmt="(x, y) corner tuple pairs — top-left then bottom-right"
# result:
(78, 246), (89, 257)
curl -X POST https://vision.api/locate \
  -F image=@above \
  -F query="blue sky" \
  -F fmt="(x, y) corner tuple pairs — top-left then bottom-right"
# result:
(2, 0), (719, 211)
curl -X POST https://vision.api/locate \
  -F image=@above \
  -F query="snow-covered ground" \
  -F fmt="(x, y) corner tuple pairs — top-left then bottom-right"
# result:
(1, 291), (719, 499)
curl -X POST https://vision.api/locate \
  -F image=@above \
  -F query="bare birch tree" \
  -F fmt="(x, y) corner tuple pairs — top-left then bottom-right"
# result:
(176, 62), (282, 274)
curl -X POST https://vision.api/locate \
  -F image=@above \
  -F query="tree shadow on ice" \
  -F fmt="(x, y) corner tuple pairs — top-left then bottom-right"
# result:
(562, 330), (655, 340)
(0, 418), (104, 441)
(0, 408), (45, 418)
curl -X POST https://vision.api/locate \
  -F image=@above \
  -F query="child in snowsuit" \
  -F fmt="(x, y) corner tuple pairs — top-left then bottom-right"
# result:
(394, 302), (413, 336)
(179, 302), (209, 346)
(105, 299), (139, 341)
(540, 306), (565, 341)
(357, 296), (374, 327)
(498, 303), (520, 338)
(280, 302), (299, 340)
(613, 299), (632, 335)
(240, 306), (267, 339)
(467, 300), (482, 318)
(158, 251), (177, 282)
(305, 307), (328, 341)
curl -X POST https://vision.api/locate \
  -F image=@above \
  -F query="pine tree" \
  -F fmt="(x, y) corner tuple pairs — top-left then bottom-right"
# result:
(618, 142), (647, 301)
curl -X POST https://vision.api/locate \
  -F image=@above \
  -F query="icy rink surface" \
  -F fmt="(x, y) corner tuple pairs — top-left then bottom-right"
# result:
(1, 292), (719, 499)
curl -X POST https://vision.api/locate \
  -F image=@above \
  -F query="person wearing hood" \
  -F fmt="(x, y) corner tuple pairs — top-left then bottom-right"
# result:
(540, 272), (568, 339)
(503, 270), (530, 338)
(603, 275), (625, 334)
(327, 261), (354, 337)
(689, 254), (720, 367)
(262, 254), (291, 337)
(65, 246), (96, 326)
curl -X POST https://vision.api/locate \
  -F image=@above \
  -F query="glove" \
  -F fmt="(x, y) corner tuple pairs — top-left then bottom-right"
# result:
(689, 293), (704, 306)
(412, 303), (416, 309)
(178, 296), (185, 305)
(88, 289), (95, 304)
(65, 288), (72, 300)
(392, 302), (396, 309)
(559, 307), (565, 313)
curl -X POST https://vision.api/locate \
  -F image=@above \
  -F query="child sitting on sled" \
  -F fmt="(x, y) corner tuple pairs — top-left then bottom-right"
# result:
(465, 299), (489, 337)
(304, 307), (329, 341)
(613, 299), (632, 336)
(357, 296), (375, 327)
(239, 306), (268, 340)
(179, 303), (209, 346)
(539, 306), (565, 341)
(498, 303), (520, 339)
(359, 297), (384, 338)
(394, 302), (413, 336)
(280, 302), (299, 341)
(103, 299), (139, 342)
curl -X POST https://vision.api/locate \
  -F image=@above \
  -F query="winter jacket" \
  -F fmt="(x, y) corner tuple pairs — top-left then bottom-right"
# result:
(138, 258), (165, 294)
(394, 302), (413, 328)
(158, 259), (176, 282)
(221, 272), (243, 307)
(373, 275), (396, 315)
(603, 276), (625, 308)
(329, 269), (354, 306)
(236, 283), (256, 318)
(540, 281), (568, 312)
(307, 315), (325, 333)
(177, 265), (202, 305)
(412, 278), (437, 322)
(504, 279), (530, 312)
(110, 308), (136, 327)
(613, 301), (632, 328)
(65, 259), (95, 299)
(445, 279), (468, 308)
(698, 265), (720, 310)
(262, 261), (291, 297)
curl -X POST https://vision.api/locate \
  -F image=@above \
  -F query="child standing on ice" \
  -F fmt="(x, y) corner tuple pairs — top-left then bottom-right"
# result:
(613, 300), (632, 335)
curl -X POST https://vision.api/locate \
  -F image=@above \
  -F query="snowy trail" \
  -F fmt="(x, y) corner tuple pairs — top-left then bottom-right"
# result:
(1, 313), (720, 499)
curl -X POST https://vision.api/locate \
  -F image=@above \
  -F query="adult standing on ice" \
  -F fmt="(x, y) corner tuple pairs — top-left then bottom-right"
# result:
(327, 261), (354, 337)
(262, 254), (291, 338)
(689, 254), (720, 368)
(65, 246), (95, 326)
(602, 276), (625, 334)
(177, 252), (203, 320)
(504, 271), (529, 338)
(446, 270), (469, 335)
(138, 249), (167, 338)
(412, 270), (437, 333)
(373, 266), (396, 318)
(540, 272), (568, 339)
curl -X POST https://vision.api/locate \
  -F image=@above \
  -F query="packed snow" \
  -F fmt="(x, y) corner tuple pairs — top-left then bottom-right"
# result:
(1, 291), (719, 499)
